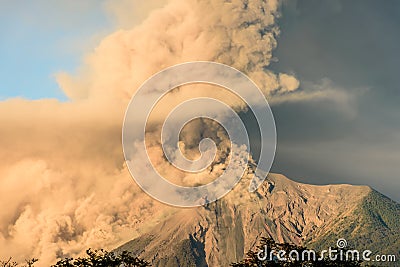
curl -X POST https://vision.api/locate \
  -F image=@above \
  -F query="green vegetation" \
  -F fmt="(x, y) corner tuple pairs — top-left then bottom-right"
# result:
(305, 190), (399, 260)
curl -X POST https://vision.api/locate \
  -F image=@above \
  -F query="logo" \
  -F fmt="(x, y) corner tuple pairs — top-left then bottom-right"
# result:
(336, 238), (348, 249)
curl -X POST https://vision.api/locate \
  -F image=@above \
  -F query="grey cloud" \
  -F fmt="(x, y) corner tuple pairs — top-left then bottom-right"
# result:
(267, 0), (400, 202)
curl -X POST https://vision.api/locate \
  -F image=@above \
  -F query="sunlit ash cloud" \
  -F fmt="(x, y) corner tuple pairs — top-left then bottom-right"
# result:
(0, 0), (303, 265)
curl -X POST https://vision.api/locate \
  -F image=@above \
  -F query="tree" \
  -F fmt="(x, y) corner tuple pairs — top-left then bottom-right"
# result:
(51, 249), (150, 267)
(0, 258), (38, 267)
(1, 249), (150, 267)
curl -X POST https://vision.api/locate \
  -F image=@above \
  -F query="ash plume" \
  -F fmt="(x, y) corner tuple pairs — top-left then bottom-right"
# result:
(0, 0), (301, 265)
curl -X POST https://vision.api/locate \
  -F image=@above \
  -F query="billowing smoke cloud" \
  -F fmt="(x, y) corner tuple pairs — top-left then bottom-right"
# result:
(0, 0), (301, 265)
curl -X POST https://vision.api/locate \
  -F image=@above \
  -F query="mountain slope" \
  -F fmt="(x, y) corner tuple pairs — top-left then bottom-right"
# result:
(306, 189), (400, 258)
(116, 173), (399, 266)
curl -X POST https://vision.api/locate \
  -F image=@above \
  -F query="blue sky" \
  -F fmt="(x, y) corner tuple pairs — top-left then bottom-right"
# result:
(0, 1), (112, 100)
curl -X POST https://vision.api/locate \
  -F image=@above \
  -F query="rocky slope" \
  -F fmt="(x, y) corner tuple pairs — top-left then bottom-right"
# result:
(115, 173), (399, 266)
